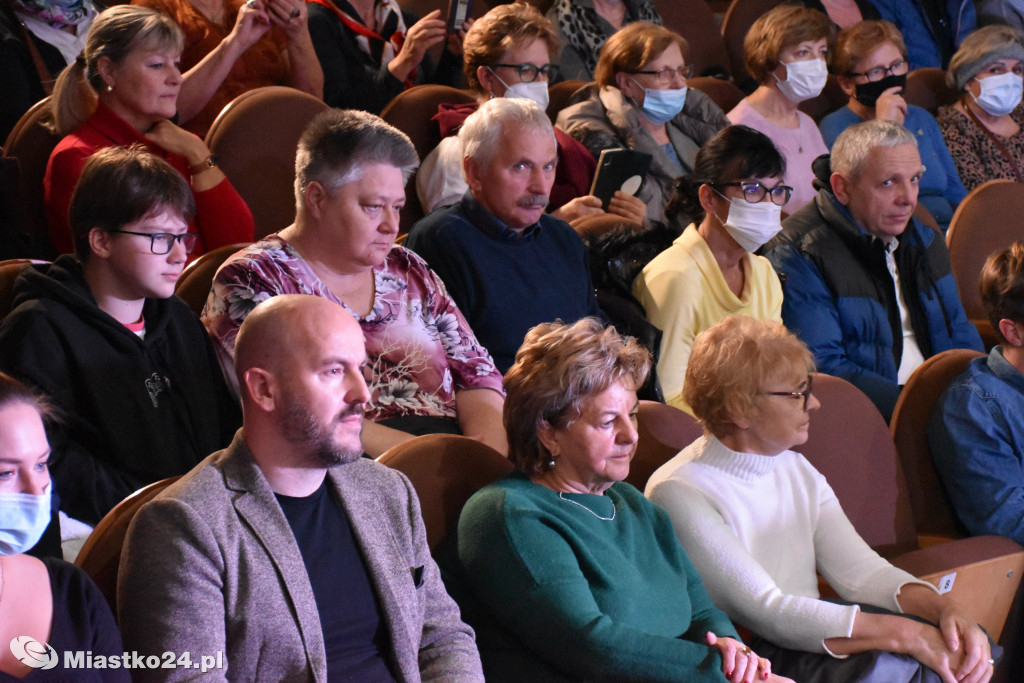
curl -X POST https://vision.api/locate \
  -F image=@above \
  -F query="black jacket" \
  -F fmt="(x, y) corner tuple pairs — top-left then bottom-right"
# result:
(0, 256), (240, 524)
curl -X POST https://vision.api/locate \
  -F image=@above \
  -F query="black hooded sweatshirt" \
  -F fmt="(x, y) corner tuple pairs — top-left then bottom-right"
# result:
(0, 256), (241, 524)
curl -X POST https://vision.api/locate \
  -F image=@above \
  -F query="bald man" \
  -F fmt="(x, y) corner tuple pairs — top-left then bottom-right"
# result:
(117, 295), (483, 682)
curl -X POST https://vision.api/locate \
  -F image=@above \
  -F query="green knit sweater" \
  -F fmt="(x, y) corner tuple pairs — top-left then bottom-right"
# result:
(445, 472), (739, 681)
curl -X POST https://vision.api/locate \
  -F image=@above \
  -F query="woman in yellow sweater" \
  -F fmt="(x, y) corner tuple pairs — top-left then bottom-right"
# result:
(633, 125), (787, 412)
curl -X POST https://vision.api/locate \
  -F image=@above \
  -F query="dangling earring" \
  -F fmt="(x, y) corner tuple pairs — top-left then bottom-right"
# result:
(547, 454), (556, 469)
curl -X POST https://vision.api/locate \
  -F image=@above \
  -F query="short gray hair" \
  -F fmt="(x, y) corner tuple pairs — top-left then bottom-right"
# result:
(831, 119), (917, 179)
(458, 97), (555, 171)
(294, 109), (419, 205)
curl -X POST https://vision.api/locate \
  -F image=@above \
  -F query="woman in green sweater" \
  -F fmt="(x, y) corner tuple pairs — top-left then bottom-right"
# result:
(443, 317), (792, 682)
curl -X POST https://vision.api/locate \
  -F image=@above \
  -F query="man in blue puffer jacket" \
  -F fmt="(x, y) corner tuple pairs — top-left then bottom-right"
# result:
(763, 119), (982, 421)
(869, 0), (976, 69)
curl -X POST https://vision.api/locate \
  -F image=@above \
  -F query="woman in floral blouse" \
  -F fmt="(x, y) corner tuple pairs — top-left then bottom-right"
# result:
(203, 109), (507, 457)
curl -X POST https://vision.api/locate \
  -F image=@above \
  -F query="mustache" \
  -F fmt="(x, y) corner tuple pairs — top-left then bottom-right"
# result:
(517, 194), (549, 208)
(336, 403), (366, 422)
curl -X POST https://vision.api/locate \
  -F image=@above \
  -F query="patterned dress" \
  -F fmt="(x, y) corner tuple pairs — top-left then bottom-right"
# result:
(203, 236), (504, 421)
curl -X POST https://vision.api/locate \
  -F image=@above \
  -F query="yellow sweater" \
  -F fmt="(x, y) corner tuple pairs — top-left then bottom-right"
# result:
(634, 226), (783, 412)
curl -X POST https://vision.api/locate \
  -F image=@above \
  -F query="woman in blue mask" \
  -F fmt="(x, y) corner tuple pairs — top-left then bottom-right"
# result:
(938, 25), (1024, 191)
(728, 5), (832, 213)
(633, 125), (788, 413)
(0, 372), (126, 680)
(556, 22), (729, 224)
(821, 20), (966, 232)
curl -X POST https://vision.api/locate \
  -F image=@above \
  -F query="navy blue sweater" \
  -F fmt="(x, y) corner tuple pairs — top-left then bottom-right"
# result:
(406, 193), (603, 372)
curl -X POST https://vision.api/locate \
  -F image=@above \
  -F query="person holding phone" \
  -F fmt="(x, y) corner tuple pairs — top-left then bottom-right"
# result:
(820, 20), (966, 232)
(132, 0), (323, 137)
(307, 0), (468, 113)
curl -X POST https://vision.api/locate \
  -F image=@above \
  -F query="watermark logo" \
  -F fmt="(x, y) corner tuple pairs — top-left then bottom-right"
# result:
(10, 636), (58, 670)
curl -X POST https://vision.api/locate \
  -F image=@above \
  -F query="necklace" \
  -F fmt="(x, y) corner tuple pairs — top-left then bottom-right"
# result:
(559, 491), (616, 521)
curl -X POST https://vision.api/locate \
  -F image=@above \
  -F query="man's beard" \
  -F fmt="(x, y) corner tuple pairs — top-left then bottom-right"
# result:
(279, 398), (364, 467)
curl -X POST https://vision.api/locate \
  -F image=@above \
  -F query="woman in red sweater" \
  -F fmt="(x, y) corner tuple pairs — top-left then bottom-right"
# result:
(44, 5), (254, 256)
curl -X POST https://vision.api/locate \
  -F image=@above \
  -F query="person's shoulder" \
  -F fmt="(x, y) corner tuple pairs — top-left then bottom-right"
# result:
(408, 203), (473, 242)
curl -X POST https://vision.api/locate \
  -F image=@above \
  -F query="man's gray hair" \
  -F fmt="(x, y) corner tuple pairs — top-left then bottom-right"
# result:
(294, 109), (419, 206)
(831, 119), (918, 179)
(458, 97), (556, 171)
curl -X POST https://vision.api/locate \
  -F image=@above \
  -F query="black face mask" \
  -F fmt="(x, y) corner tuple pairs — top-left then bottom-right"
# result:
(853, 72), (908, 108)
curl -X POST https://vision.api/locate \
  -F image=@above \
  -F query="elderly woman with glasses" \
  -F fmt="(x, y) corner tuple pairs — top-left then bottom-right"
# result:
(632, 126), (786, 413)
(938, 25), (1024, 191)
(557, 21), (728, 224)
(820, 20), (966, 232)
(443, 317), (792, 683)
(647, 315), (995, 683)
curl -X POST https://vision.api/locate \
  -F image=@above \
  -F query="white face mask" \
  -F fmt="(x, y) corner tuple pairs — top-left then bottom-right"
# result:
(712, 192), (783, 252)
(971, 72), (1024, 117)
(774, 58), (828, 104)
(489, 69), (550, 111)
(0, 486), (51, 555)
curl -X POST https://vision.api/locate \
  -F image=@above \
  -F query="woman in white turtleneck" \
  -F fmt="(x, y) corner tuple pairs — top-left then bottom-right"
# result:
(646, 315), (995, 683)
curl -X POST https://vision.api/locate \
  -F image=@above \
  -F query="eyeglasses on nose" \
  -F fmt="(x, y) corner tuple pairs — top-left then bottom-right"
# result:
(714, 181), (793, 206)
(111, 230), (198, 255)
(761, 374), (815, 412)
(629, 64), (693, 85)
(493, 62), (559, 83)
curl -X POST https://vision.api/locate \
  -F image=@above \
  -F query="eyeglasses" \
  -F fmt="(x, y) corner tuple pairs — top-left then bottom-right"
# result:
(715, 181), (793, 206)
(493, 63), (559, 83)
(111, 230), (198, 255)
(762, 375), (814, 412)
(847, 59), (909, 82)
(629, 64), (694, 85)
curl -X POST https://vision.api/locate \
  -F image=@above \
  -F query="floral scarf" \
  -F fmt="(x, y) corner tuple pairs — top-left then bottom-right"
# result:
(13, 0), (91, 29)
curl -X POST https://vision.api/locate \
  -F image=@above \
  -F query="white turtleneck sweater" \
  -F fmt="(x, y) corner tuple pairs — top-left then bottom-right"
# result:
(645, 434), (934, 656)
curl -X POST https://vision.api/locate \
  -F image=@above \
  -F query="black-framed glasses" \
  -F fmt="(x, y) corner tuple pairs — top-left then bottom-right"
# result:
(111, 230), (198, 255)
(493, 62), (559, 83)
(715, 181), (793, 206)
(762, 375), (814, 412)
(629, 64), (693, 85)
(847, 59), (909, 82)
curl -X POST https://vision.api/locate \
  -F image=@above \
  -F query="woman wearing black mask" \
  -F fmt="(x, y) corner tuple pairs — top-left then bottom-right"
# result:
(820, 20), (966, 233)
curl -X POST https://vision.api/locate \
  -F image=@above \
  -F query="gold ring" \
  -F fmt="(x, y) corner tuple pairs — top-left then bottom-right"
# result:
(740, 647), (752, 655)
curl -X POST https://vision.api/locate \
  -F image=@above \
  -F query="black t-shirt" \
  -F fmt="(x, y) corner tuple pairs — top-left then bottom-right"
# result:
(277, 480), (396, 682)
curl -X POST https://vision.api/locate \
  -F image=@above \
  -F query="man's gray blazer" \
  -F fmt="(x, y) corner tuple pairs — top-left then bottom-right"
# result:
(117, 431), (483, 682)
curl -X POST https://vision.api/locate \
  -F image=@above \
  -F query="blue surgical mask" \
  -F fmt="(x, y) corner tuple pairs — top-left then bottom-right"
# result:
(0, 486), (51, 555)
(630, 78), (688, 124)
(972, 72), (1024, 117)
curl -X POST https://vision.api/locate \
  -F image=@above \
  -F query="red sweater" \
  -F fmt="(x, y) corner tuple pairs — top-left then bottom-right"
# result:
(44, 102), (254, 256)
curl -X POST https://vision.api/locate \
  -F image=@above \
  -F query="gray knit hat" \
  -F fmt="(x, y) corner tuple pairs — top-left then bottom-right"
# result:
(948, 25), (1024, 91)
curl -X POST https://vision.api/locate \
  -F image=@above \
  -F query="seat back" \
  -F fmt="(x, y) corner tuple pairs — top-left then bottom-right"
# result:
(721, 0), (785, 91)
(655, 0), (731, 79)
(798, 73), (847, 123)
(890, 348), (985, 539)
(379, 84), (477, 233)
(946, 179), (1024, 347)
(904, 67), (958, 115)
(205, 86), (328, 240)
(377, 434), (513, 553)
(174, 242), (251, 316)
(627, 400), (704, 490)
(689, 76), (745, 115)
(0, 259), (37, 319)
(2, 97), (60, 257)
(547, 80), (589, 122)
(794, 374), (919, 557)
(74, 476), (180, 613)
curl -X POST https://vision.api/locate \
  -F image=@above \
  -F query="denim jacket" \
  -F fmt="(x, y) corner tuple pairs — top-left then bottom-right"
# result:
(927, 348), (1024, 543)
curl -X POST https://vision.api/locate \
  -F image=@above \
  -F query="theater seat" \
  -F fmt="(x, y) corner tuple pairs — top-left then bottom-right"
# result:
(377, 434), (512, 554)
(75, 476), (181, 614)
(174, 242), (251, 317)
(626, 400), (703, 490)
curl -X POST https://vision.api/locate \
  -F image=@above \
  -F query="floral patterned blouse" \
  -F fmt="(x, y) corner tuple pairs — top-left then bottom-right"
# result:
(203, 236), (505, 421)
(937, 102), (1024, 191)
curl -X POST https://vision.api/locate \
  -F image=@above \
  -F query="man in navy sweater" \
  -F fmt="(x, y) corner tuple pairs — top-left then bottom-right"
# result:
(405, 97), (603, 372)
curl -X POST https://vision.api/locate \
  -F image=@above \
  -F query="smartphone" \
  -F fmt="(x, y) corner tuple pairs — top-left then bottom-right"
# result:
(447, 0), (471, 32)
